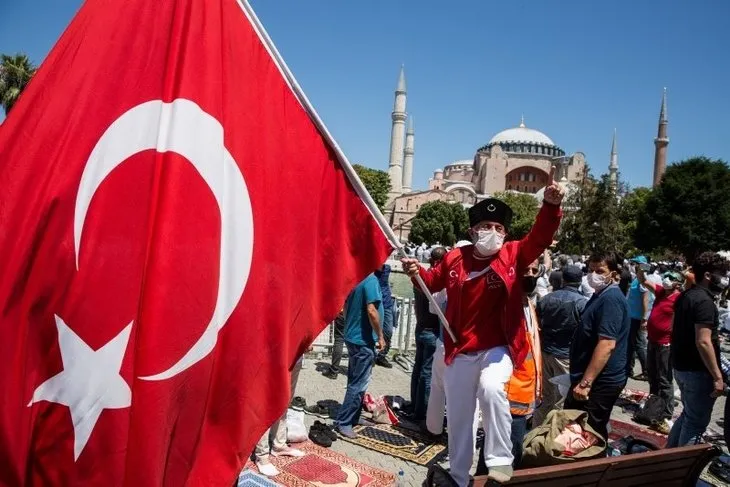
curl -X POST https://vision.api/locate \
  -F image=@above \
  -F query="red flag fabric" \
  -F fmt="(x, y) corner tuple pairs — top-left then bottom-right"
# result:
(0, 0), (392, 485)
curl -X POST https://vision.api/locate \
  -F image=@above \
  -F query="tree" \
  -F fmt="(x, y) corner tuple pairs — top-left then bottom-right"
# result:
(557, 168), (630, 255)
(0, 53), (37, 115)
(618, 186), (652, 255)
(409, 200), (468, 246)
(353, 164), (390, 212)
(636, 157), (730, 259)
(493, 192), (539, 240)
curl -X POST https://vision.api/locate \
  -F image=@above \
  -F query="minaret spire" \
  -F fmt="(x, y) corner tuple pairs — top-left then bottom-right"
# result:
(387, 66), (407, 198)
(402, 117), (415, 192)
(653, 88), (669, 187)
(609, 128), (619, 191)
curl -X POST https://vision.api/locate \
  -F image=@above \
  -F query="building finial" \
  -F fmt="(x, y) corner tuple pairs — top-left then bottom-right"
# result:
(611, 128), (617, 155)
(396, 65), (406, 93)
(659, 87), (667, 123)
(519, 114), (525, 128)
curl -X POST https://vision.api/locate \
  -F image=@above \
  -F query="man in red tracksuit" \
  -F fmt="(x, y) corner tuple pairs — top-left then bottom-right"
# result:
(402, 168), (563, 485)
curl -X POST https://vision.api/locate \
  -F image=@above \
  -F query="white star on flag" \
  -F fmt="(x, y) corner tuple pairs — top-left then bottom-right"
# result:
(28, 315), (133, 460)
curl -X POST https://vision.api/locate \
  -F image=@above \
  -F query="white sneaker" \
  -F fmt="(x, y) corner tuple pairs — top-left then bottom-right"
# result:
(256, 461), (280, 477)
(272, 446), (305, 457)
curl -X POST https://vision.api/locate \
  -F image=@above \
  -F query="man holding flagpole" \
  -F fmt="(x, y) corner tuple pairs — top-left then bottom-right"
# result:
(402, 166), (564, 486)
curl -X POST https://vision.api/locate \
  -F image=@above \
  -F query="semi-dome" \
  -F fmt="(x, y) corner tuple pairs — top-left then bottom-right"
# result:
(444, 159), (474, 168)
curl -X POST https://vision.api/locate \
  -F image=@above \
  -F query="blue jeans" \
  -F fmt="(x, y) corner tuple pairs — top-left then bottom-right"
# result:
(335, 342), (375, 427)
(410, 329), (438, 420)
(667, 369), (717, 447)
(378, 306), (394, 358)
(628, 318), (648, 375)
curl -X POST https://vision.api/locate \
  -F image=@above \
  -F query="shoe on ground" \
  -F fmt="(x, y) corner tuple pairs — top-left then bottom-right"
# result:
(304, 404), (330, 418)
(632, 373), (648, 381)
(312, 420), (337, 442)
(322, 369), (338, 380)
(487, 465), (513, 483)
(308, 427), (333, 447)
(335, 424), (358, 439)
(375, 356), (393, 368)
(290, 396), (307, 410)
(271, 445), (305, 457)
(256, 460), (280, 477)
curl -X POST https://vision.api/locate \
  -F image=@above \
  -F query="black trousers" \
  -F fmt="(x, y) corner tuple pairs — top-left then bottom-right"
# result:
(564, 381), (625, 442)
(647, 341), (674, 420)
(329, 317), (345, 373)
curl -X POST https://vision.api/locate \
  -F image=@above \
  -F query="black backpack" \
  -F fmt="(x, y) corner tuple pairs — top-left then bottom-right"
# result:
(632, 394), (666, 426)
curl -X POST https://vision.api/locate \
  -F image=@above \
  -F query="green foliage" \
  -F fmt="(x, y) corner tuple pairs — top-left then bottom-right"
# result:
(409, 200), (468, 246)
(557, 168), (630, 255)
(0, 53), (36, 114)
(493, 192), (539, 240)
(636, 157), (730, 259)
(353, 164), (391, 212)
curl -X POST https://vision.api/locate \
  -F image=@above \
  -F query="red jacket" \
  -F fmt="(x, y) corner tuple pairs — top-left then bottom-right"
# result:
(416, 202), (561, 368)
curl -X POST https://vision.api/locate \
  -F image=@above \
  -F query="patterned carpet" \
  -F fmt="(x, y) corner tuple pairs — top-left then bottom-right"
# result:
(245, 441), (395, 487)
(608, 418), (667, 448)
(237, 469), (283, 487)
(339, 423), (447, 467)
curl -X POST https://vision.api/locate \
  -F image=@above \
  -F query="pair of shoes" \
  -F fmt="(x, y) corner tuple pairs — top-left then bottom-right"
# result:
(632, 373), (648, 381)
(335, 424), (358, 439)
(651, 419), (672, 435)
(312, 420), (337, 442)
(322, 369), (338, 380)
(309, 424), (333, 447)
(256, 459), (280, 477)
(271, 445), (305, 457)
(290, 396), (306, 411)
(304, 404), (330, 418)
(375, 356), (393, 368)
(487, 465), (513, 483)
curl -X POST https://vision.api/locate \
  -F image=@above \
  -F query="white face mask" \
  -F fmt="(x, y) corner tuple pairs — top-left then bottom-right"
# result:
(473, 229), (504, 257)
(662, 278), (675, 290)
(587, 271), (610, 291)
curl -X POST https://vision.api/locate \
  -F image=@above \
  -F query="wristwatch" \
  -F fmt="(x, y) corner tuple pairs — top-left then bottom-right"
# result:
(579, 378), (593, 389)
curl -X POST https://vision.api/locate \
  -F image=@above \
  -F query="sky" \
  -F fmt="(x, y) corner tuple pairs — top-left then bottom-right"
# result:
(1, 0), (729, 189)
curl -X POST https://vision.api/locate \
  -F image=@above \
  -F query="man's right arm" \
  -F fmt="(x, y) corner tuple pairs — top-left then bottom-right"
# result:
(402, 254), (449, 292)
(367, 303), (385, 350)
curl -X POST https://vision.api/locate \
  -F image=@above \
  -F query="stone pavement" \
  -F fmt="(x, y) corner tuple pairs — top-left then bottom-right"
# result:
(293, 354), (727, 487)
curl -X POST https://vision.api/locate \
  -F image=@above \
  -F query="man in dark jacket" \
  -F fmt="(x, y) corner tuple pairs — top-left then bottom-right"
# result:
(533, 265), (587, 426)
(410, 247), (447, 423)
(374, 264), (394, 368)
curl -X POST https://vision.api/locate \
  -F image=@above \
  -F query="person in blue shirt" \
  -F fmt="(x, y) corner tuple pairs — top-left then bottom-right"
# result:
(566, 251), (631, 442)
(334, 274), (386, 438)
(374, 264), (394, 368)
(627, 256), (654, 380)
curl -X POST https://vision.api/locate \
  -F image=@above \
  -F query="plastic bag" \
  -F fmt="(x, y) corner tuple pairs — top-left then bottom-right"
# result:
(286, 408), (307, 443)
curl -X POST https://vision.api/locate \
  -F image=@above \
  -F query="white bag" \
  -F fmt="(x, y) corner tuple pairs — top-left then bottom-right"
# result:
(286, 408), (307, 443)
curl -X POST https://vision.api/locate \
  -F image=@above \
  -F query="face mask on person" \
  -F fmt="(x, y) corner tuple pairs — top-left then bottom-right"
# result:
(587, 271), (612, 291)
(662, 278), (675, 290)
(522, 276), (538, 294)
(473, 229), (504, 257)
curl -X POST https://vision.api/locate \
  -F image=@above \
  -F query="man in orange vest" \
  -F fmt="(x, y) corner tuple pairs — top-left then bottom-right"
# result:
(475, 260), (543, 475)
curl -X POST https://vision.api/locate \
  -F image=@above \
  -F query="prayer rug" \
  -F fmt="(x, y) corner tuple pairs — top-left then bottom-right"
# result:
(339, 423), (447, 466)
(237, 469), (283, 487)
(244, 441), (395, 487)
(608, 419), (667, 448)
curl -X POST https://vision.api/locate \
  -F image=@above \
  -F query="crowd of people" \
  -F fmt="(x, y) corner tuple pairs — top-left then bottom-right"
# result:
(253, 169), (730, 486)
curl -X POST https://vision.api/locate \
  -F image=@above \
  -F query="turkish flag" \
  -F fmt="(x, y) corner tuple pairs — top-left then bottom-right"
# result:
(0, 0), (392, 485)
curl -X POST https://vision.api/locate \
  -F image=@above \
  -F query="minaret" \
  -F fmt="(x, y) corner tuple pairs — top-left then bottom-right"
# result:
(609, 128), (619, 191)
(402, 117), (414, 192)
(387, 66), (407, 197)
(653, 88), (669, 187)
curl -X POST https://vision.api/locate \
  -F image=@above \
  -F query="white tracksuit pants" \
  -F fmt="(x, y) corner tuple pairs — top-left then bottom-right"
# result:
(444, 346), (514, 487)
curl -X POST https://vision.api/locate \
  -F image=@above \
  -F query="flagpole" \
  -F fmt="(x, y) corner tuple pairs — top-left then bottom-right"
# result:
(236, 0), (457, 344)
